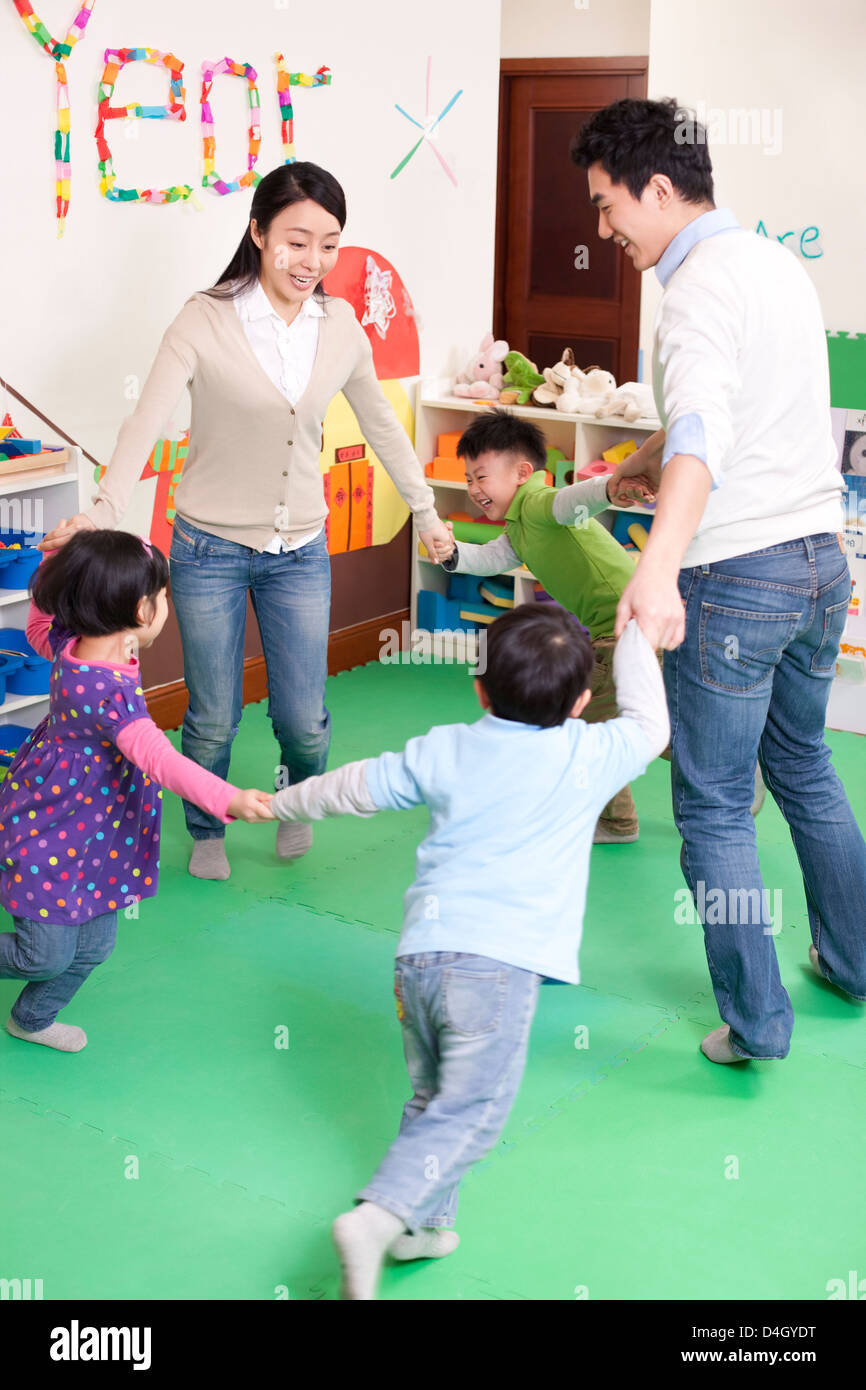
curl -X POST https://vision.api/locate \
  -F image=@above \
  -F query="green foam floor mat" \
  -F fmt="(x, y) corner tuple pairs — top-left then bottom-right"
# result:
(1, 660), (864, 1299)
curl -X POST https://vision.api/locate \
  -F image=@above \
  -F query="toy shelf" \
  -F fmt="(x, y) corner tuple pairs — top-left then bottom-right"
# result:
(0, 446), (85, 733)
(411, 385), (660, 658)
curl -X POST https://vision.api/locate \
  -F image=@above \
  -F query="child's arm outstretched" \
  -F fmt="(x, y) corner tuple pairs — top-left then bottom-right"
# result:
(271, 759), (380, 822)
(550, 471), (655, 528)
(115, 720), (274, 823)
(439, 528), (522, 576)
(611, 618), (670, 760)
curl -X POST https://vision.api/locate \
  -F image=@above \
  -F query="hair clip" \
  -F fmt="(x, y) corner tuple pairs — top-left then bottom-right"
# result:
(139, 534), (153, 556)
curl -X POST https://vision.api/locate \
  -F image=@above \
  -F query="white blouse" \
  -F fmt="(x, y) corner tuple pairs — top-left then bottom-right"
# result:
(234, 279), (325, 553)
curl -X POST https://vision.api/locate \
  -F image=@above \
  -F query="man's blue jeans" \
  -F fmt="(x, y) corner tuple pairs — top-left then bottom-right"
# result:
(356, 952), (541, 1233)
(665, 532), (866, 1058)
(0, 910), (118, 1032)
(169, 518), (332, 840)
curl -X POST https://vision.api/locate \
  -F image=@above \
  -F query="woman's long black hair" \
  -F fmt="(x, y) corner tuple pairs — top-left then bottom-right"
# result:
(204, 162), (347, 302)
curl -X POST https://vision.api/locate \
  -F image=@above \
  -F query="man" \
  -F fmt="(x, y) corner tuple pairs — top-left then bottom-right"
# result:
(571, 97), (866, 1063)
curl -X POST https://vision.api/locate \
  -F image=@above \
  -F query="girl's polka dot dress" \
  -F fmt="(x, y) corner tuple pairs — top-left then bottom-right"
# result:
(0, 622), (161, 925)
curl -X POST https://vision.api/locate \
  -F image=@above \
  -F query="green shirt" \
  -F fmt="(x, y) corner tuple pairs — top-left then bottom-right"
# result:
(505, 471), (636, 640)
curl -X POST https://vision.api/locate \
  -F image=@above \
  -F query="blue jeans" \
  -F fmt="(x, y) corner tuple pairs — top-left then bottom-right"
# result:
(665, 532), (866, 1058)
(0, 910), (118, 1032)
(169, 518), (332, 839)
(357, 952), (541, 1233)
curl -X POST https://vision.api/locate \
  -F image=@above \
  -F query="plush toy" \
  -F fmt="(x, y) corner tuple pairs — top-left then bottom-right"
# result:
(556, 365), (618, 415)
(596, 381), (657, 422)
(499, 351), (545, 405)
(532, 348), (577, 407)
(453, 331), (509, 399)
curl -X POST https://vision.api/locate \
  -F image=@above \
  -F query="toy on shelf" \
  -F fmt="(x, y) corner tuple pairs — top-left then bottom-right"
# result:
(418, 572), (515, 633)
(499, 352), (545, 405)
(453, 332), (509, 400)
(446, 515), (506, 543)
(0, 629), (51, 695)
(602, 439), (637, 465)
(556, 365), (617, 415)
(611, 509), (654, 551)
(437, 429), (464, 457)
(598, 381), (656, 422)
(532, 348), (578, 408)
(425, 458), (466, 481)
(577, 459), (617, 483)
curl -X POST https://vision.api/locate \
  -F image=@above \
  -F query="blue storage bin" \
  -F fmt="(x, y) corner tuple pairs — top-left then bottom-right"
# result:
(0, 723), (37, 766)
(0, 652), (25, 703)
(0, 627), (51, 695)
(0, 530), (45, 588)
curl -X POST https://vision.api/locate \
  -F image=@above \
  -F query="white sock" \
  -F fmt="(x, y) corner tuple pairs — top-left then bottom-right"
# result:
(188, 839), (230, 880)
(332, 1202), (406, 1300)
(6, 1016), (87, 1052)
(390, 1229), (460, 1262)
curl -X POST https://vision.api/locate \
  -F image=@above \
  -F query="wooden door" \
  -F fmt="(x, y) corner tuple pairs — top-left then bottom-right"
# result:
(495, 59), (648, 384)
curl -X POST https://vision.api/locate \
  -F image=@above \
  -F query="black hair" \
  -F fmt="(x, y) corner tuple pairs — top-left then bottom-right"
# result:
(204, 162), (347, 302)
(458, 407), (548, 473)
(570, 97), (714, 206)
(476, 604), (594, 728)
(31, 531), (169, 638)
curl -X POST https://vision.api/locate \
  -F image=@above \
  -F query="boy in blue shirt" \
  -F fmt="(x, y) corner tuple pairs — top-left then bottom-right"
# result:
(271, 604), (668, 1299)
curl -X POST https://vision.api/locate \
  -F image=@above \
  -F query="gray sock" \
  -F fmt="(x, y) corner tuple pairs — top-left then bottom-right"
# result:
(276, 822), (313, 860)
(7, 1016), (87, 1052)
(189, 839), (230, 880)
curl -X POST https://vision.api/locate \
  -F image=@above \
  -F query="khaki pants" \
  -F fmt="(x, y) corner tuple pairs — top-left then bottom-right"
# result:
(584, 637), (669, 837)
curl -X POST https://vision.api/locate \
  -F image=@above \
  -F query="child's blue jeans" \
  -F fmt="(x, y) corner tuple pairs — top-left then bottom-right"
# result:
(0, 910), (118, 1032)
(356, 951), (541, 1233)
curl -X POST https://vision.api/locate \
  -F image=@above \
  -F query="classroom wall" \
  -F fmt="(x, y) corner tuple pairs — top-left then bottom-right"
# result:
(500, 0), (649, 56)
(639, 0), (866, 374)
(0, 0), (503, 690)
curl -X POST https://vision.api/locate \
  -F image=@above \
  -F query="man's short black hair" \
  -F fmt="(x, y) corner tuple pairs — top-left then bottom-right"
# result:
(458, 407), (548, 472)
(476, 603), (594, 728)
(571, 97), (714, 206)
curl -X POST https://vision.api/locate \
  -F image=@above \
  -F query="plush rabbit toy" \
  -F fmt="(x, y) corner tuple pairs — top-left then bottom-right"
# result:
(453, 332), (510, 400)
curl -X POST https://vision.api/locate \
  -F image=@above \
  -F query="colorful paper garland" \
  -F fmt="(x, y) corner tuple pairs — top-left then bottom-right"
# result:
(96, 48), (192, 204)
(274, 56), (331, 163)
(12, 0), (96, 237)
(201, 58), (262, 195)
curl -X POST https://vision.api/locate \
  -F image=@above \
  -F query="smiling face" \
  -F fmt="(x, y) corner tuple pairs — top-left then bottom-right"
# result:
(251, 198), (342, 317)
(463, 450), (535, 523)
(587, 163), (684, 272)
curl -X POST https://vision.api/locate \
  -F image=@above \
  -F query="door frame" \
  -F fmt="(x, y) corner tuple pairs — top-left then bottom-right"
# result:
(494, 57), (649, 356)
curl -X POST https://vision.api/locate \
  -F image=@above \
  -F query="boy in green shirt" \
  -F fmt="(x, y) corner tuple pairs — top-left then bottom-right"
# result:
(439, 408), (657, 842)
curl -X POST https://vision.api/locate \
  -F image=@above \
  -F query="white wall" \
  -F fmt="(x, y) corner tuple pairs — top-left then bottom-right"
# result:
(501, 0), (649, 56)
(0, 0), (502, 463)
(640, 0), (866, 364)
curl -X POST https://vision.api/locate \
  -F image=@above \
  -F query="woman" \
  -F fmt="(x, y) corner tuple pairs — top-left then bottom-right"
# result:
(41, 163), (452, 880)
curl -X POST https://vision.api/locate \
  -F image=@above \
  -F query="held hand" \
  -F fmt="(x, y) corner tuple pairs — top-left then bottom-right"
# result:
(614, 563), (686, 650)
(419, 517), (455, 564)
(227, 789), (277, 822)
(38, 513), (96, 553)
(607, 473), (657, 508)
(609, 440), (662, 505)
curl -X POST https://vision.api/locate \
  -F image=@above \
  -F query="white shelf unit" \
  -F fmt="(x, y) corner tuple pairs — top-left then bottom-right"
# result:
(412, 382), (660, 660)
(0, 449), (85, 734)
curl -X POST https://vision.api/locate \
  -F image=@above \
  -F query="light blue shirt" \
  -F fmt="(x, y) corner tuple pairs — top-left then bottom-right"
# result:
(364, 709), (654, 984)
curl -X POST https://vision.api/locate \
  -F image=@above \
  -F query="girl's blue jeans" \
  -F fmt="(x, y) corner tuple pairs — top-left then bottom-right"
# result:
(168, 518), (332, 839)
(357, 952), (541, 1234)
(0, 910), (118, 1032)
(665, 531), (866, 1059)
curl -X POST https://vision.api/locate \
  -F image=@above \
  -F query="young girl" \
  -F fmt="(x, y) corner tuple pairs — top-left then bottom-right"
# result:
(0, 531), (275, 1053)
